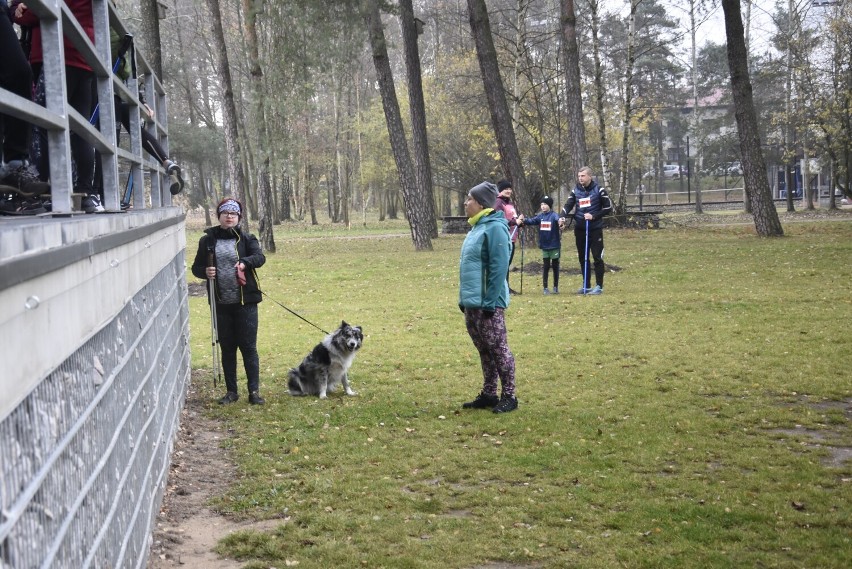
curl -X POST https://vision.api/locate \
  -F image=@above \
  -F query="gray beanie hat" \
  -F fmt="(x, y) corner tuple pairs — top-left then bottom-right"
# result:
(469, 181), (498, 208)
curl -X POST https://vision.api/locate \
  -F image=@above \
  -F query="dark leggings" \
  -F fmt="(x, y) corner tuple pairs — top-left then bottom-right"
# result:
(0, 5), (32, 161)
(215, 303), (261, 394)
(117, 98), (169, 162)
(94, 98), (169, 191)
(543, 258), (559, 289)
(32, 64), (95, 193)
(575, 227), (605, 289)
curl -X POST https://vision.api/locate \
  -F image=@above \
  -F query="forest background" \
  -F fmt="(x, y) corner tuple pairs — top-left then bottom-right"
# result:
(111, 0), (851, 248)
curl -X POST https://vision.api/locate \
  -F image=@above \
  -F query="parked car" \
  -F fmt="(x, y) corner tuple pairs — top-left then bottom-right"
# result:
(662, 165), (682, 179)
(643, 164), (683, 179)
(725, 161), (742, 175)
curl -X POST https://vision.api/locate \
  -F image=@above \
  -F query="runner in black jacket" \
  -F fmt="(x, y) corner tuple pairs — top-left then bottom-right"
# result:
(558, 167), (613, 295)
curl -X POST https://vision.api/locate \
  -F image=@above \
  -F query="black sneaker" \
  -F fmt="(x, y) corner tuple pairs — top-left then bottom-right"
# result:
(492, 395), (518, 414)
(0, 160), (50, 195)
(81, 194), (105, 213)
(0, 195), (47, 216)
(249, 391), (266, 405)
(164, 159), (184, 195)
(218, 391), (239, 405)
(462, 392), (500, 409)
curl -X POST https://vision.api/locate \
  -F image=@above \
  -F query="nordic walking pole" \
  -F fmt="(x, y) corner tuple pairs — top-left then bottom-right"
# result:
(519, 226), (525, 295)
(207, 248), (222, 388)
(583, 218), (590, 295)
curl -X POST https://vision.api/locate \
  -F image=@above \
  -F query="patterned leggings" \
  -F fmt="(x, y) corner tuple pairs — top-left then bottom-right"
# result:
(464, 308), (516, 397)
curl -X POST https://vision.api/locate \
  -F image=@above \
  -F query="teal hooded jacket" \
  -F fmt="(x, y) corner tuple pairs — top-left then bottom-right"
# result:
(458, 210), (511, 311)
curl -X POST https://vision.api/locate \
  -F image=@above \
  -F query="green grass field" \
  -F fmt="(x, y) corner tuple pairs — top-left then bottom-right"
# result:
(185, 215), (852, 568)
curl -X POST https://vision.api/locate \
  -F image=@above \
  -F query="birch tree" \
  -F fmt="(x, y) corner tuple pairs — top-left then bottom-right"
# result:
(615, 0), (640, 215)
(588, 0), (612, 190)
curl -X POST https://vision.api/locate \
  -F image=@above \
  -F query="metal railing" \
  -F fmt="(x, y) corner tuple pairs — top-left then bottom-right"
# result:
(0, 0), (174, 213)
(0, 3), (189, 567)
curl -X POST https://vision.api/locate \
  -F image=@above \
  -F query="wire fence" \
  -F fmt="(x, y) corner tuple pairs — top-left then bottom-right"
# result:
(627, 187), (745, 208)
(0, 256), (190, 569)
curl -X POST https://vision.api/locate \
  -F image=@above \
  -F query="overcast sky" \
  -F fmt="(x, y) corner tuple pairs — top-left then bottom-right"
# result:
(603, 0), (784, 54)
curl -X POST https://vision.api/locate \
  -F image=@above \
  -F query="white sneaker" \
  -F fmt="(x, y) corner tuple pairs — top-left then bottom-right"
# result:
(81, 194), (105, 213)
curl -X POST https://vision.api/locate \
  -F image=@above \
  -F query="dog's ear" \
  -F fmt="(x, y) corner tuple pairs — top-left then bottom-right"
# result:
(341, 320), (348, 328)
(355, 326), (362, 335)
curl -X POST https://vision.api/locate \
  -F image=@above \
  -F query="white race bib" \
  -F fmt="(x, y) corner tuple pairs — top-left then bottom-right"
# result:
(579, 197), (592, 209)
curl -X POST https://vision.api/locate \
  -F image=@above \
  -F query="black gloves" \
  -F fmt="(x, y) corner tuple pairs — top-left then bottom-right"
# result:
(459, 306), (494, 318)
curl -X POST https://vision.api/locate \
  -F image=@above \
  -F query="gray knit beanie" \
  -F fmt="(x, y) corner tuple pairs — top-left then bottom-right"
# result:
(468, 181), (498, 208)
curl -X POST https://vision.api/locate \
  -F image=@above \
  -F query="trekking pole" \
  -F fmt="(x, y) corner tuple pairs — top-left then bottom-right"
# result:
(519, 226), (525, 295)
(120, 171), (133, 209)
(583, 218), (590, 295)
(89, 34), (134, 125)
(207, 249), (222, 387)
(509, 224), (519, 295)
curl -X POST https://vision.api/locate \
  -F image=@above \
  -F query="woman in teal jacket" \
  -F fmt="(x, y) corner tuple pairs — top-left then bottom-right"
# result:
(458, 182), (518, 414)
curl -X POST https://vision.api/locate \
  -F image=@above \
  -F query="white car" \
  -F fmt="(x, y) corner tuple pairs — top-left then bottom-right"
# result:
(662, 165), (682, 179)
(643, 165), (682, 179)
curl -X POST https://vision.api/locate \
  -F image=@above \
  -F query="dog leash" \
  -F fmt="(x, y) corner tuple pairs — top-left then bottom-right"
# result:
(261, 290), (330, 335)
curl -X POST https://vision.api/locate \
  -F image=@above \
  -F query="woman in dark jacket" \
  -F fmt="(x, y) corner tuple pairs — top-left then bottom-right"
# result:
(191, 198), (266, 405)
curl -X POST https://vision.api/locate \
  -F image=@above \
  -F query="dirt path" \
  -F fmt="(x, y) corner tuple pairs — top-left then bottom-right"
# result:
(146, 376), (277, 568)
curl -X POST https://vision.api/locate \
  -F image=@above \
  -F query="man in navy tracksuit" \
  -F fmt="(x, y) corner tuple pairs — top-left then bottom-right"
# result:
(559, 167), (613, 295)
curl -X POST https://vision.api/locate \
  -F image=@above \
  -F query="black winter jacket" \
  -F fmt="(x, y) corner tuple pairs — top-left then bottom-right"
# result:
(191, 226), (265, 305)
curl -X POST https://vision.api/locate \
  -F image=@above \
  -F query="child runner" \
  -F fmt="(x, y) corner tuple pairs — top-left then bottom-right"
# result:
(518, 196), (561, 294)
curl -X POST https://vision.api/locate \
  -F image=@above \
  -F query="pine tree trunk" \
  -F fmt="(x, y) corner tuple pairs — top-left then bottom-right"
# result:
(139, 0), (163, 78)
(400, 0), (438, 238)
(559, 0), (587, 175)
(363, 0), (432, 251)
(205, 0), (248, 229)
(721, 0), (784, 236)
(242, 0), (275, 252)
(466, 0), (530, 216)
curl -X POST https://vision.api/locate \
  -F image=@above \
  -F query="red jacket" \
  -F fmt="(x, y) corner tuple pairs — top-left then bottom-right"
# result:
(14, 0), (94, 71)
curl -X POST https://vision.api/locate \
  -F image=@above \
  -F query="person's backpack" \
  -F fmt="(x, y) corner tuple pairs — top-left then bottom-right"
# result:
(110, 29), (133, 81)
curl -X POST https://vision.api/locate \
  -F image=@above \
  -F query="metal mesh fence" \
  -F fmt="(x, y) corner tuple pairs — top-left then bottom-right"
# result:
(0, 254), (190, 568)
